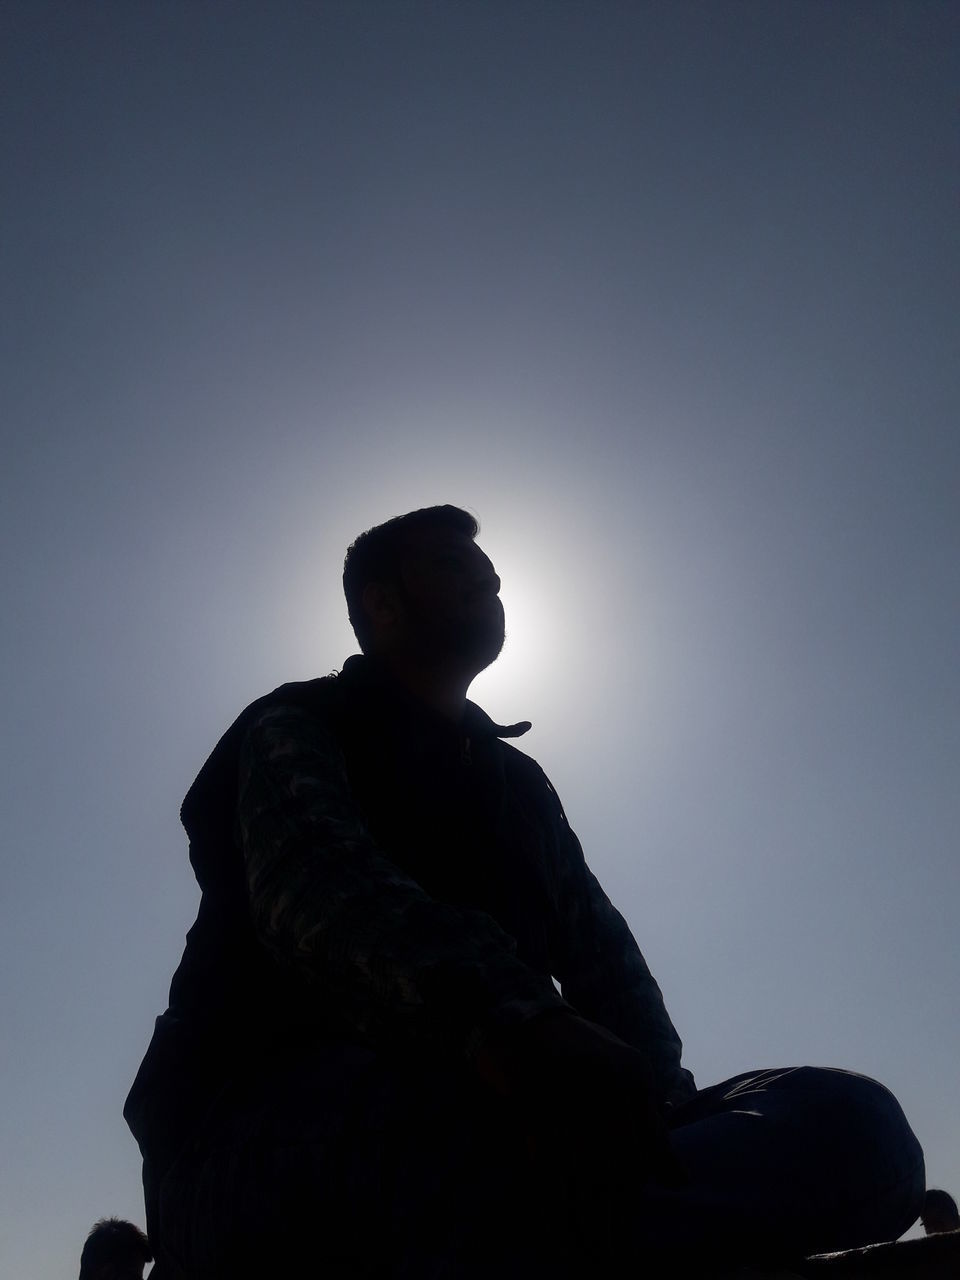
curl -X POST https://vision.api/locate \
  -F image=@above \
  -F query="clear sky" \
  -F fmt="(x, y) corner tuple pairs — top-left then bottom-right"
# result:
(2, 3), (958, 1274)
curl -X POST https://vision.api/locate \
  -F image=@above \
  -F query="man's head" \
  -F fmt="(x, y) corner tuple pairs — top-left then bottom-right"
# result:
(343, 506), (504, 674)
(79, 1218), (153, 1280)
(920, 1188), (960, 1235)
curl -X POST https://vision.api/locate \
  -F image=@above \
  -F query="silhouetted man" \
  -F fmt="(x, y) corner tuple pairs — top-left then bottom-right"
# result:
(126, 505), (925, 1278)
(921, 1189), (960, 1235)
(79, 1218), (152, 1280)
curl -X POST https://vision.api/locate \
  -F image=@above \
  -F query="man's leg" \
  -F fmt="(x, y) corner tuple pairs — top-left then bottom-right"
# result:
(615, 1066), (925, 1264)
(152, 1042), (567, 1280)
(153, 1054), (923, 1275)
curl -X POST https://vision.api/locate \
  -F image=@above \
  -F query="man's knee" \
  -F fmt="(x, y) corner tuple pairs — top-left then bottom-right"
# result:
(801, 1068), (919, 1149)
(794, 1067), (925, 1222)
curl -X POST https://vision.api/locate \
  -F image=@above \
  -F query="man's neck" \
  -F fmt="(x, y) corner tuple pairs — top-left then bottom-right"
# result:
(374, 652), (474, 723)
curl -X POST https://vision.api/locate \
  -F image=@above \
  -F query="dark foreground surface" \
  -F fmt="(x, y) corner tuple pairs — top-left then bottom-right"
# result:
(797, 1231), (960, 1279)
(135, 1232), (959, 1279)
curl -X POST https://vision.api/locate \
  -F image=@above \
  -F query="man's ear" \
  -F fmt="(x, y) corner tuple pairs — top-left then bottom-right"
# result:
(361, 581), (402, 635)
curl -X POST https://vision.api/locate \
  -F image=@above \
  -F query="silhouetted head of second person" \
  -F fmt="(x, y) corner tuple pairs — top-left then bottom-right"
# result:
(343, 505), (505, 677)
(920, 1188), (960, 1234)
(79, 1218), (153, 1280)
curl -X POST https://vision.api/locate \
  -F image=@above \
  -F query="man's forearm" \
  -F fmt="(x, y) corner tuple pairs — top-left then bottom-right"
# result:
(550, 808), (696, 1103)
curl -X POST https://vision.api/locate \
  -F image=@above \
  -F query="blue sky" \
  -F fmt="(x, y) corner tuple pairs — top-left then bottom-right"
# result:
(2, 3), (958, 1274)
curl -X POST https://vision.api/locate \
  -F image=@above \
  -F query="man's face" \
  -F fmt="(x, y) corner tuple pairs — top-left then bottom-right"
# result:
(392, 528), (505, 672)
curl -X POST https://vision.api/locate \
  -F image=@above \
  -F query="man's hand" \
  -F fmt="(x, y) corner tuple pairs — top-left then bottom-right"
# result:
(475, 1010), (687, 1213)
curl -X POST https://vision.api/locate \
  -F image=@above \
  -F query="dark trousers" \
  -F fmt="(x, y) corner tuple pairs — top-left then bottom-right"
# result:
(151, 1049), (925, 1278)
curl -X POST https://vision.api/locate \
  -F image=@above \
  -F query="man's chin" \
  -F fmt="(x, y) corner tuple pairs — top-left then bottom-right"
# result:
(447, 624), (505, 675)
(409, 611), (505, 674)
(455, 623), (505, 671)
(470, 637), (505, 675)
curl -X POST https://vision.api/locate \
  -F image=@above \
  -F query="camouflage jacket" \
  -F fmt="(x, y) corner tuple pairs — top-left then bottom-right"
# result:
(125, 656), (694, 1177)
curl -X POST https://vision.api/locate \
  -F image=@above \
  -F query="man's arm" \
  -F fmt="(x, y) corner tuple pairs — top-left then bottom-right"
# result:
(236, 702), (567, 1060)
(545, 776), (697, 1108)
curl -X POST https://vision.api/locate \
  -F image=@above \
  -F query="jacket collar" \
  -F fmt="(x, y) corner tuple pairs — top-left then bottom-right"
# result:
(340, 654), (531, 740)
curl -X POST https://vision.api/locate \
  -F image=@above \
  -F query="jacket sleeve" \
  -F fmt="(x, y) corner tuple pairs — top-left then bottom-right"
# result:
(236, 702), (567, 1060)
(546, 777), (697, 1107)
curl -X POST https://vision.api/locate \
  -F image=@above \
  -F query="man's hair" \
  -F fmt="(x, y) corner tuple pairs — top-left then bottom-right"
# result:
(79, 1218), (153, 1280)
(343, 505), (479, 650)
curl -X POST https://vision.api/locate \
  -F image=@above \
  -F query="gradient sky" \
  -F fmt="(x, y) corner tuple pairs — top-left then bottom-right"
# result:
(2, 3), (958, 1274)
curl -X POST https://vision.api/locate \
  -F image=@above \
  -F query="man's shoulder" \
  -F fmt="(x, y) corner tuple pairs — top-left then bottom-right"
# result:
(246, 673), (343, 722)
(219, 672), (345, 752)
(181, 673), (343, 831)
(497, 737), (569, 818)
